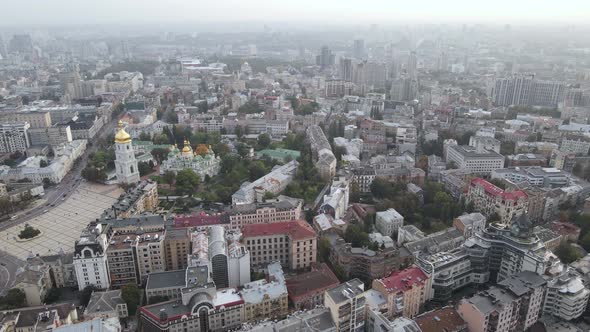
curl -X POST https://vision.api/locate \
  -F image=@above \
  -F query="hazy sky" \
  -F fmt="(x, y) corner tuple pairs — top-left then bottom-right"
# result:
(1, 0), (590, 26)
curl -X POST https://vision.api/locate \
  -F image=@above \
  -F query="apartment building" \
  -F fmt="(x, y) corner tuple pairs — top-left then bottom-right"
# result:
(28, 125), (72, 147)
(327, 234), (412, 281)
(491, 166), (570, 188)
(560, 135), (590, 155)
(372, 266), (433, 319)
(324, 279), (367, 332)
(228, 196), (302, 229)
(0, 110), (52, 128)
(468, 135), (501, 154)
(464, 216), (548, 283)
(543, 268), (590, 321)
(285, 263), (340, 311)
(163, 228), (190, 271)
(457, 271), (546, 332)
(106, 231), (165, 288)
(241, 262), (289, 322)
(453, 213), (486, 238)
(242, 220), (317, 271)
(466, 178), (528, 225)
(0, 122), (30, 153)
(416, 248), (489, 303)
(101, 180), (159, 219)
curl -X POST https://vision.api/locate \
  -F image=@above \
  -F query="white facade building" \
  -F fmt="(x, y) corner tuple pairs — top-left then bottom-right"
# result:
(376, 208), (404, 237)
(232, 160), (299, 205)
(446, 145), (505, 175)
(73, 224), (110, 290)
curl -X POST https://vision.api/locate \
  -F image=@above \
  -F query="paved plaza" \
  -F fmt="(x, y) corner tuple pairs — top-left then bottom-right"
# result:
(0, 182), (124, 260)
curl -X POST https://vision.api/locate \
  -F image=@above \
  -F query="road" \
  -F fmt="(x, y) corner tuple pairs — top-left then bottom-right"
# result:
(0, 250), (24, 295)
(1, 118), (119, 231)
(0, 116), (120, 293)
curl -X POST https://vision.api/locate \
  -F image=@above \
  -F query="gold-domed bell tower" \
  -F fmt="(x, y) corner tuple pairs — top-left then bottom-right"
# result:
(114, 120), (140, 184)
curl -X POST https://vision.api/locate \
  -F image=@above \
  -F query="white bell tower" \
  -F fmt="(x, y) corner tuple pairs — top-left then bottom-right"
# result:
(114, 120), (140, 184)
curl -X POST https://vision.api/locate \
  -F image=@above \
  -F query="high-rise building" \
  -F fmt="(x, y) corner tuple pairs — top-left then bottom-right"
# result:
(339, 58), (353, 81)
(8, 34), (33, 54)
(316, 46), (335, 68)
(113, 121), (140, 184)
(490, 74), (565, 107)
(353, 39), (365, 59)
(407, 51), (417, 79)
(390, 77), (418, 101)
(163, 228), (190, 271)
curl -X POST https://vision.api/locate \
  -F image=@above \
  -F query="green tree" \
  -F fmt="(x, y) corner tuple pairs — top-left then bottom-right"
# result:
(0, 289), (26, 309)
(151, 148), (169, 164)
(80, 285), (98, 307)
(39, 159), (48, 168)
(554, 242), (581, 264)
(121, 284), (141, 315)
(139, 132), (152, 141)
(248, 162), (267, 181)
(318, 237), (331, 262)
(579, 232), (590, 252)
(344, 224), (370, 247)
(257, 134), (271, 149)
(19, 225), (41, 239)
(175, 169), (200, 196)
(163, 170), (176, 189)
(43, 288), (60, 304)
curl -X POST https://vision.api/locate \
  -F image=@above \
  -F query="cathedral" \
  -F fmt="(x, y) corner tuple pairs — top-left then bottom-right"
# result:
(114, 120), (140, 184)
(160, 139), (221, 178)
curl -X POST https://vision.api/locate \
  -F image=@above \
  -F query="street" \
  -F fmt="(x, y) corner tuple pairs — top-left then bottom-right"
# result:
(0, 117), (121, 295)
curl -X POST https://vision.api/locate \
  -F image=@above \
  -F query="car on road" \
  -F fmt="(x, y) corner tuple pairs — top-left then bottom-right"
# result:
(10, 215), (17, 220)
(43, 209), (48, 213)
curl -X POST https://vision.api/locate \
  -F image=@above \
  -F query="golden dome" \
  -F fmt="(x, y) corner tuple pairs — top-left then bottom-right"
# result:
(181, 139), (192, 155)
(114, 120), (131, 143)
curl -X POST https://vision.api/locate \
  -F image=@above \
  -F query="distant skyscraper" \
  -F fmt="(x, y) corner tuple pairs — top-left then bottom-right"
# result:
(436, 51), (449, 72)
(121, 40), (131, 60)
(390, 77), (418, 101)
(353, 39), (365, 59)
(407, 51), (418, 79)
(316, 46), (335, 68)
(0, 36), (6, 59)
(491, 74), (565, 107)
(339, 58), (353, 81)
(8, 34), (32, 54)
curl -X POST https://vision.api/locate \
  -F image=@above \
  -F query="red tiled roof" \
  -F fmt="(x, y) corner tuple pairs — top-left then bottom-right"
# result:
(242, 220), (317, 240)
(286, 263), (340, 302)
(376, 266), (428, 293)
(470, 178), (527, 201)
(415, 307), (466, 332)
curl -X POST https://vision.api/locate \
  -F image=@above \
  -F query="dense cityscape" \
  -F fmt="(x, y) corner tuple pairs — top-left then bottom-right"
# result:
(0, 4), (590, 332)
